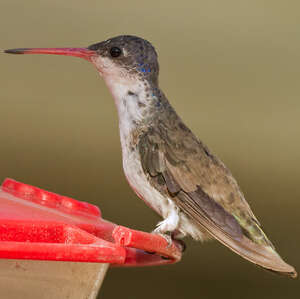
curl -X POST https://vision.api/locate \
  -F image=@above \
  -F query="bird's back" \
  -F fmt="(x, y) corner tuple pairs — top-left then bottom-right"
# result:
(137, 103), (297, 277)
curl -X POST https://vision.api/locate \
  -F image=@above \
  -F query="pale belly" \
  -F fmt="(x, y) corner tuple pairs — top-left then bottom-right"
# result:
(112, 78), (207, 240)
(122, 148), (172, 219)
(122, 147), (206, 240)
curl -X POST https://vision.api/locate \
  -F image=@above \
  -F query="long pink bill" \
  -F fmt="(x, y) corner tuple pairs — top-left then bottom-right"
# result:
(4, 47), (96, 61)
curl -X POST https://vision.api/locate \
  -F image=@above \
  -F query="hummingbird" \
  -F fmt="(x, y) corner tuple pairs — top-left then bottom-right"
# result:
(4, 35), (297, 277)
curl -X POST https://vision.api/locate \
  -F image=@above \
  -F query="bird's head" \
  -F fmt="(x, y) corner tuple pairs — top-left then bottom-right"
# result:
(4, 35), (164, 123)
(88, 35), (159, 85)
(4, 35), (160, 87)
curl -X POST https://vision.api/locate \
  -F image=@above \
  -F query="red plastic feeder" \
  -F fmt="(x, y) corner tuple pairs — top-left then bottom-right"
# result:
(0, 178), (182, 299)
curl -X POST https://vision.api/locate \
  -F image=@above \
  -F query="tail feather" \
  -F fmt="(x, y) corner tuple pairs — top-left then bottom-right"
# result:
(175, 192), (297, 277)
(206, 222), (297, 278)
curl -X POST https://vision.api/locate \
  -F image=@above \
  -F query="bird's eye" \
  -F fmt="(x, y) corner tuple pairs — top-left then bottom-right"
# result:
(110, 47), (122, 58)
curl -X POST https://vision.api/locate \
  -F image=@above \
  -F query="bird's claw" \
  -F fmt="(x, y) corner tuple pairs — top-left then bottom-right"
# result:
(174, 239), (186, 253)
(152, 229), (173, 247)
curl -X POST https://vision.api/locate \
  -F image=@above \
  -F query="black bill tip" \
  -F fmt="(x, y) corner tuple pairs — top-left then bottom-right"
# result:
(3, 48), (29, 54)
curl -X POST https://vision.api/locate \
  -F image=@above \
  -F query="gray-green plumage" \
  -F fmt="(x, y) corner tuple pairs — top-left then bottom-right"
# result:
(5, 35), (296, 278)
(131, 88), (295, 277)
(137, 102), (271, 246)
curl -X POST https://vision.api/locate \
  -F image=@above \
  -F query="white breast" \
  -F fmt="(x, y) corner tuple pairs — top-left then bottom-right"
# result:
(121, 145), (205, 240)
(101, 73), (205, 240)
(121, 143), (172, 218)
(103, 75), (173, 218)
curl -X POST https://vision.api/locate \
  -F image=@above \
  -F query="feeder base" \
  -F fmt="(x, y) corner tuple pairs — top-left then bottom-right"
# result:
(0, 259), (109, 299)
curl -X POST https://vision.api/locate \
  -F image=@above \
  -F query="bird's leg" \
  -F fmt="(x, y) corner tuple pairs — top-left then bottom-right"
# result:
(170, 230), (187, 252)
(173, 237), (187, 252)
(153, 207), (180, 246)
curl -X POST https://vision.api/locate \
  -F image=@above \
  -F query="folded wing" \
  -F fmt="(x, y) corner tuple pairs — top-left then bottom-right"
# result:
(138, 114), (296, 278)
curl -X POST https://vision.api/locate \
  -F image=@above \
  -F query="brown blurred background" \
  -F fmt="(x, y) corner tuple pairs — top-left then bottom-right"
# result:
(1, 1), (299, 298)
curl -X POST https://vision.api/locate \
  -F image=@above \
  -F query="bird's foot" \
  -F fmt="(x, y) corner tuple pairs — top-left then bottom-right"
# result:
(152, 230), (186, 252)
(174, 239), (186, 253)
(152, 208), (180, 247)
(169, 230), (187, 252)
(153, 219), (175, 247)
(152, 230), (173, 247)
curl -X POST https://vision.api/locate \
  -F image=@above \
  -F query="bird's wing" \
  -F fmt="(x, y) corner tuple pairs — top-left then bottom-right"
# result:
(138, 115), (296, 277)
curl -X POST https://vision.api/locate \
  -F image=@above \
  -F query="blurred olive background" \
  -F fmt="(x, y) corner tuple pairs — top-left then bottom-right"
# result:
(1, 1), (300, 298)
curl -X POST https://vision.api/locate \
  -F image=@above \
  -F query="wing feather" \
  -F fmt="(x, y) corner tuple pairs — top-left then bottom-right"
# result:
(138, 115), (296, 277)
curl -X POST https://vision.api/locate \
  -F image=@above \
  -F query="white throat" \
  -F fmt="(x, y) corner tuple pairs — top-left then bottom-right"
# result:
(91, 56), (153, 149)
(103, 74), (151, 150)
